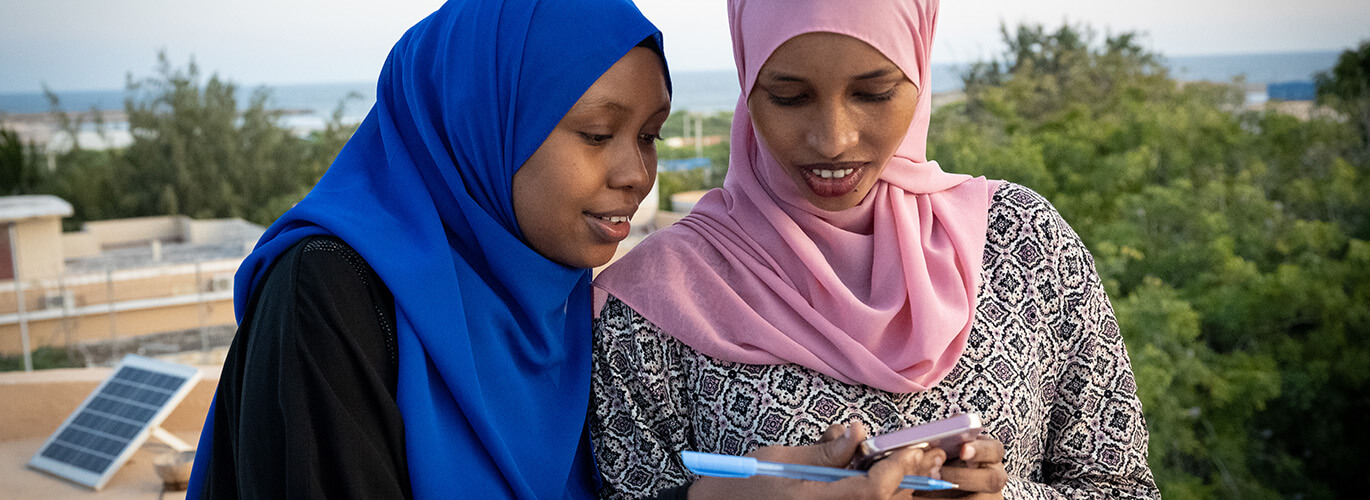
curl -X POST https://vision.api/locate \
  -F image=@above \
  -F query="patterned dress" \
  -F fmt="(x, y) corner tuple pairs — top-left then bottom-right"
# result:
(590, 183), (1160, 499)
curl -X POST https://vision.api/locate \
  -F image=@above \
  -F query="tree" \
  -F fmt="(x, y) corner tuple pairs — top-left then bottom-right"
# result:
(0, 128), (44, 195)
(28, 53), (362, 228)
(931, 25), (1370, 499)
(119, 51), (314, 224)
(1315, 41), (1370, 147)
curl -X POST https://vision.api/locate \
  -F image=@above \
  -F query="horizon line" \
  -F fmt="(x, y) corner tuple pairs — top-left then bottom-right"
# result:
(0, 47), (1347, 96)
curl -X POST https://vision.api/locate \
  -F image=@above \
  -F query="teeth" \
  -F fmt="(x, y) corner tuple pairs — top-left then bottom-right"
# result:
(597, 215), (630, 223)
(810, 168), (856, 179)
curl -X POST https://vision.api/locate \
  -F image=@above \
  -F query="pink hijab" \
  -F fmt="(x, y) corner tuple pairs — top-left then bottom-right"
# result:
(595, 0), (999, 393)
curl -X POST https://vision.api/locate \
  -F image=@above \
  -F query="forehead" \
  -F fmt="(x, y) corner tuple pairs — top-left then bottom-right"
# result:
(757, 32), (906, 84)
(572, 48), (670, 111)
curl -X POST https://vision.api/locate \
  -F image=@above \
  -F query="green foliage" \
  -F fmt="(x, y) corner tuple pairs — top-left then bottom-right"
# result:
(1314, 40), (1370, 146)
(0, 128), (46, 195)
(655, 112), (732, 211)
(1116, 278), (1281, 499)
(932, 25), (1370, 498)
(119, 52), (313, 224)
(0, 346), (83, 372)
(28, 52), (360, 228)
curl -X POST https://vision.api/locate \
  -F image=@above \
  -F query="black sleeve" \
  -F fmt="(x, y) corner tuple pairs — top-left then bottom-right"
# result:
(198, 236), (412, 499)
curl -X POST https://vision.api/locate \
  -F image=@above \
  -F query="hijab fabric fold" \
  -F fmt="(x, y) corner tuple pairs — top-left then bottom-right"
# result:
(595, 0), (997, 394)
(187, 1), (666, 497)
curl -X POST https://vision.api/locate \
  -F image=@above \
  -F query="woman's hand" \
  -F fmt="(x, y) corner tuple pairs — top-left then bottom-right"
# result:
(689, 421), (948, 499)
(913, 437), (1008, 499)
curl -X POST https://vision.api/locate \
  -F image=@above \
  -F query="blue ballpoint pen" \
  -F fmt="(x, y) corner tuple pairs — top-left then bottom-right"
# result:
(680, 451), (959, 491)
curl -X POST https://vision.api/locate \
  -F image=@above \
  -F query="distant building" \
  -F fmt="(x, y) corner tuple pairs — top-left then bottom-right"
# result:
(1267, 81), (1317, 102)
(0, 195), (262, 357)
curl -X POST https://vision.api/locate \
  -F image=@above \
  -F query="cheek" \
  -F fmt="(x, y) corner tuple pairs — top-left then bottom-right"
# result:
(750, 109), (799, 158)
(513, 153), (600, 252)
(865, 109), (911, 156)
(513, 160), (568, 242)
(878, 128), (907, 155)
(514, 176), (579, 262)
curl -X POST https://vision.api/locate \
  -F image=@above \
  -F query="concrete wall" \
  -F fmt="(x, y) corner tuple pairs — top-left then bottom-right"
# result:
(13, 218), (66, 281)
(0, 297), (236, 355)
(60, 230), (100, 259)
(185, 219), (263, 246)
(81, 217), (186, 248)
(0, 260), (240, 355)
(65, 217), (264, 254)
(0, 260), (238, 313)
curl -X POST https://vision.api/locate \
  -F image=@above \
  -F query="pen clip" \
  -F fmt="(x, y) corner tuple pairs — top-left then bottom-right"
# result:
(681, 451), (757, 479)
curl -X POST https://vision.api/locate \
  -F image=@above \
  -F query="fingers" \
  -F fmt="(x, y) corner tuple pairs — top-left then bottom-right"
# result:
(941, 437), (1007, 494)
(890, 445), (947, 478)
(938, 462), (1007, 494)
(849, 420), (870, 440)
(816, 423), (846, 444)
(743, 435), (926, 500)
(864, 446), (947, 498)
(864, 447), (927, 496)
(753, 421), (869, 468)
(958, 438), (1004, 465)
(816, 420), (868, 467)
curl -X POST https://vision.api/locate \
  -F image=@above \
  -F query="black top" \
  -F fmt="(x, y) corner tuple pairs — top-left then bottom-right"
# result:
(197, 236), (412, 499)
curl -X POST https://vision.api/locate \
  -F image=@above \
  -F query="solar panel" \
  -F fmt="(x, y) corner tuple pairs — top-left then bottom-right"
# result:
(27, 354), (202, 490)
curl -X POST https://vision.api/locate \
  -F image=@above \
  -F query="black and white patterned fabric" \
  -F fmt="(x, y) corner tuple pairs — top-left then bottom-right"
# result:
(590, 183), (1160, 499)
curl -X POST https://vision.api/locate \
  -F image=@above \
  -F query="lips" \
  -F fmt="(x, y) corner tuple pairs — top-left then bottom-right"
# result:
(584, 208), (635, 242)
(798, 162), (867, 197)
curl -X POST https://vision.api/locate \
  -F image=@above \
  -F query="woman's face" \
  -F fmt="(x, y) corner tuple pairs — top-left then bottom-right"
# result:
(747, 32), (919, 212)
(513, 47), (670, 268)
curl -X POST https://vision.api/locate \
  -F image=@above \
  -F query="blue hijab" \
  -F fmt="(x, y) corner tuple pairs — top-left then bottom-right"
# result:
(187, 0), (668, 497)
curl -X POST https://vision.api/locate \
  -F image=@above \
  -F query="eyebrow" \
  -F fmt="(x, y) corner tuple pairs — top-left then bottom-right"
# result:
(572, 96), (671, 117)
(574, 97), (631, 114)
(854, 67), (897, 80)
(764, 65), (901, 83)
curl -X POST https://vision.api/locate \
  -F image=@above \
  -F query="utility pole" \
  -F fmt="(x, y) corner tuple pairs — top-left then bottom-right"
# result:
(9, 222), (32, 372)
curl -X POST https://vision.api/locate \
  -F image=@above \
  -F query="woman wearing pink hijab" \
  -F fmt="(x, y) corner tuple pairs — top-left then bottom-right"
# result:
(591, 0), (1158, 498)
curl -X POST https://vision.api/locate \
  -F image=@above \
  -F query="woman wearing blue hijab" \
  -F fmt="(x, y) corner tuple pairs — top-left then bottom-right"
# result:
(186, 0), (671, 497)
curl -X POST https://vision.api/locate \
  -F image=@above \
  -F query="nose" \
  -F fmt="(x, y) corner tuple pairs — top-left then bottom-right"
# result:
(806, 102), (859, 159)
(607, 142), (655, 198)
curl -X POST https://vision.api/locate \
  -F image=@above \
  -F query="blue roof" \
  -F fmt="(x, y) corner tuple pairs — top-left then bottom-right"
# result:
(1267, 81), (1316, 102)
(659, 157), (712, 172)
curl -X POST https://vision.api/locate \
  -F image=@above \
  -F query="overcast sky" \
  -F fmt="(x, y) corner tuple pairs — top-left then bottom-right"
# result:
(2, 0), (1367, 93)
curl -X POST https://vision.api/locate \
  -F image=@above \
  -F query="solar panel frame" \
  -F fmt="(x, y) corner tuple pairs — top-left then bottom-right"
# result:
(27, 354), (203, 490)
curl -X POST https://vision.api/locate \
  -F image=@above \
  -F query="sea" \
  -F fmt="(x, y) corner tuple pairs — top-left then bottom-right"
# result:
(0, 50), (1344, 136)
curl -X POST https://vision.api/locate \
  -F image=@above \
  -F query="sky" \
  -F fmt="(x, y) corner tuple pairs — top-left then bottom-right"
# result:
(1, 0), (1368, 94)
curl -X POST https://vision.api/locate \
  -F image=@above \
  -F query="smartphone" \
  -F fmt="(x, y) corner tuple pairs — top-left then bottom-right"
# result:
(851, 413), (984, 470)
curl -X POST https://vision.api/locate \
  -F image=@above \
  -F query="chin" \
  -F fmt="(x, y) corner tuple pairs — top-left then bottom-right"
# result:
(586, 250), (618, 268)
(805, 195), (859, 212)
(553, 249), (616, 270)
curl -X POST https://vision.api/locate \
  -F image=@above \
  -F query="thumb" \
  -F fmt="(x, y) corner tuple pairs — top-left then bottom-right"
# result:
(814, 420), (867, 467)
(816, 423), (847, 444)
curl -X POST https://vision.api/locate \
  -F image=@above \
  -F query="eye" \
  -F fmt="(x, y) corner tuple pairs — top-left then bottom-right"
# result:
(766, 92), (808, 107)
(639, 133), (662, 146)
(579, 132), (613, 145)
(855, 88), (898, 103)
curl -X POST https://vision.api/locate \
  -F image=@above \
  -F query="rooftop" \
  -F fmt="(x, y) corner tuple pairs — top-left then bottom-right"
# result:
(0, 196), (73, 223)
(62, 216), (263, 274)
(0, 364), (219, 499)
(64, 241), (254, 275)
